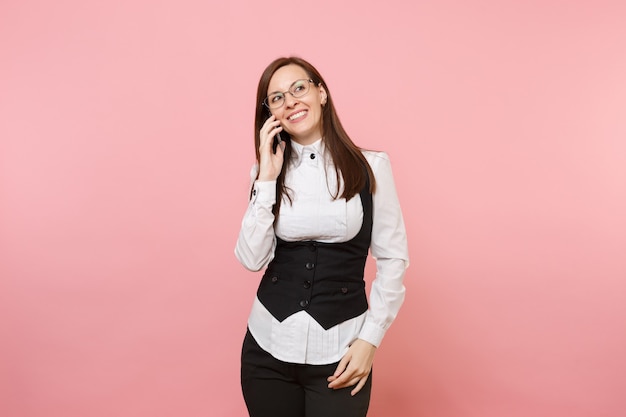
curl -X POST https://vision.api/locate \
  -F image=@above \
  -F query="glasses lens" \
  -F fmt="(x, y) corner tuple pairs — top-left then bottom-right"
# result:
(266, 93), (285, 109)
(290, 79), (310, 98)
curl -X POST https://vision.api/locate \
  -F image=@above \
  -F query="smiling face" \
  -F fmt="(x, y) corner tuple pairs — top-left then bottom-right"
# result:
(267, 64), (327, 145)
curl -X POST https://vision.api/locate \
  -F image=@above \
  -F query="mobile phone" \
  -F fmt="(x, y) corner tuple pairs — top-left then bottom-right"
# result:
(272, 133), (282, 154)
(266, 109), (283, 154)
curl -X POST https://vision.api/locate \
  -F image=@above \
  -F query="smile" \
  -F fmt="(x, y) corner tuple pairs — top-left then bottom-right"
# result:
(287, 110), (307, 121)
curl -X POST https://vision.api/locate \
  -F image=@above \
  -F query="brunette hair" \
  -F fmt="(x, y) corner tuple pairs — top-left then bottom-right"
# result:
(254, 56), (375, 215)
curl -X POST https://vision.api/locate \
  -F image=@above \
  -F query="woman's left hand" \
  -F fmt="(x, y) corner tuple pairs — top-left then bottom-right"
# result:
(327, 339), (377, 396)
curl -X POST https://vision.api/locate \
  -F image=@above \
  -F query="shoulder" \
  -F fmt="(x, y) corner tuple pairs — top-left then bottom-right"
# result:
(361, 150), (392, 173)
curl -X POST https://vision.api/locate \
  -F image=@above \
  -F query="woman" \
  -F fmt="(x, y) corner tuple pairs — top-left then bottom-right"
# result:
(235, 56), (409, 417)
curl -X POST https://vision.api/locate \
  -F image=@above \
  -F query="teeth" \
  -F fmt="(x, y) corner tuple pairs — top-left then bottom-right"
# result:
(288, 111), (306, 120)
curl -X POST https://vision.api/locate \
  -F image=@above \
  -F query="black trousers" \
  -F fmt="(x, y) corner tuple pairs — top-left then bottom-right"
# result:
(241, 330), (372, 417)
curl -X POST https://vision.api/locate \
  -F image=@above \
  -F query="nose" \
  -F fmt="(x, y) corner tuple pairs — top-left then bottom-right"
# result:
(284, 92), (299, 108)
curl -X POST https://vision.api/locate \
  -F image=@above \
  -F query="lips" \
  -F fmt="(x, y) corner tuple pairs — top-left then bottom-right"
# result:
(287, 110), (307, 121)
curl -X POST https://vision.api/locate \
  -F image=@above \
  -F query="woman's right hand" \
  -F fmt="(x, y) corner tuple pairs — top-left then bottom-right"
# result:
(257, 115), (285, 181)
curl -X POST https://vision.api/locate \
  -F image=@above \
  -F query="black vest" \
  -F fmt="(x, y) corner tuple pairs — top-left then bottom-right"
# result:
(257, 182), (373, 330)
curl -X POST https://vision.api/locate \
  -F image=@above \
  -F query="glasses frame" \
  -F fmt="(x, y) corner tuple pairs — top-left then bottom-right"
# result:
(263, 79), (315, 109)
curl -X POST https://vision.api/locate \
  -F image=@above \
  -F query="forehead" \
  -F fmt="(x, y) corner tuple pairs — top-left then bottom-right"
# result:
(268, 65), (309, 93)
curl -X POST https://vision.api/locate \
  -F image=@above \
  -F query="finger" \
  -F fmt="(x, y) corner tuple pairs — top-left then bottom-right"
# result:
(328, 367), (357, 388)
(351, 375), (369, 396)
(330, 374), (360, 390)
(261, 114), (275, 128)
(272, 125), (284, 137)
(275, 138), (286, 155)
(259, 126), (283, 152)
(261, 115), (281, 133)
(260, 115), (275, 136)
(260, 122), (283, 141)
(328, 356), (350, 382)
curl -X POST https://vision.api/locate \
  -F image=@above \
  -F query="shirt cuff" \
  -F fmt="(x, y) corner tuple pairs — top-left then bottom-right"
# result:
(357, 319), (387, 348)
(252, 180), (276, 205)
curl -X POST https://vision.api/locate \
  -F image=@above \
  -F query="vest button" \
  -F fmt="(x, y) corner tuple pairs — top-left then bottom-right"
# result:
(341, 287), (348, 294)
(303, 280), (311, 289)
(271, 276), (279, 283)
(299, 300), (309, 308)
(305, 262), (315, 270)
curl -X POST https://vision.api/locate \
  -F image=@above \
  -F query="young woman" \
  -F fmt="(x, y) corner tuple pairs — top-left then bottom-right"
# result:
(235, 56), (409, 417)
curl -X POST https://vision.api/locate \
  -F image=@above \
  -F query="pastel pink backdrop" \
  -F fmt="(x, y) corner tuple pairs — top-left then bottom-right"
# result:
(1, 1), (625, 416)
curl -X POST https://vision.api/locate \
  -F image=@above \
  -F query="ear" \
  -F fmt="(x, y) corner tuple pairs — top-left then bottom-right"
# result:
(319, 85), (328, 105)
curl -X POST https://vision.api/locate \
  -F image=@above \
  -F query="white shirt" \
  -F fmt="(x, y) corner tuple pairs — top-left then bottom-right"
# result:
(235, 139), (409, 364)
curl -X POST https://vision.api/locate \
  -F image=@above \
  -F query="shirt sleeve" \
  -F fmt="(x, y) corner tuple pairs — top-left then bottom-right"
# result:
(234, 164), (278, 271)
(358, 152), (410, 347)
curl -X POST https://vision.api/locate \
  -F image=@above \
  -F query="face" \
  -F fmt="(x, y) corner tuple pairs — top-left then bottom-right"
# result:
(267, 64), (327, 145)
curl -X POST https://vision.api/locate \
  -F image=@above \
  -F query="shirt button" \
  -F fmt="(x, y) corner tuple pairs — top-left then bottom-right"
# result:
(305, 262), (315, 270)
(310, 153), (316, 159)
(271, 276), (278, 283)
(299, 300), (309, 308)
(303, 280), (311, 289)
(341, 287), (348, 294)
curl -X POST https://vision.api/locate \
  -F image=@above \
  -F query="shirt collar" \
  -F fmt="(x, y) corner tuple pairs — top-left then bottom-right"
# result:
(290, 138), (324, 168)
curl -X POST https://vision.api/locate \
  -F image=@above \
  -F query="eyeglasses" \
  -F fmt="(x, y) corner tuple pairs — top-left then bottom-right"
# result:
(263, 79), (315, 109)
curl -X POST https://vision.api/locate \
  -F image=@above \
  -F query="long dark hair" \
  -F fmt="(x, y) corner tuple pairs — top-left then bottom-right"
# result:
(254, 56), (376, 215)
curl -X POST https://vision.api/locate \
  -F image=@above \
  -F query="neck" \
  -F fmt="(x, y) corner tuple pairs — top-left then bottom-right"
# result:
(291, 136), (322, 146)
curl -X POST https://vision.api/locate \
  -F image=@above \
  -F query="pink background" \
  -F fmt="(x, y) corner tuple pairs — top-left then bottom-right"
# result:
(1, 1), (625, 416)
